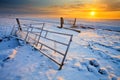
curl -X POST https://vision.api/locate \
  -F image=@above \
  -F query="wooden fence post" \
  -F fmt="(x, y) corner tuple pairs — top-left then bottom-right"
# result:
(16, 18), (22, 31)
(73, 18), (76, 27)
(60, 17), (64, 28)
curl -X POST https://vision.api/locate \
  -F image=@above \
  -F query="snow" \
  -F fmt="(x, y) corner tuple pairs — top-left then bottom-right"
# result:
(8, 49), (17, 59)
(0, 18), (120, 80)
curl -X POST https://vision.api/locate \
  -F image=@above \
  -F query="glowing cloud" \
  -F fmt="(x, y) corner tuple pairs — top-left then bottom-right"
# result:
(0, 0), (120, 19)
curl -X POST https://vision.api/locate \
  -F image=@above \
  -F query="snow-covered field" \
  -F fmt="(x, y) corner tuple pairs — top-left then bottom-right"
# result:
(0, 18), (120, 80)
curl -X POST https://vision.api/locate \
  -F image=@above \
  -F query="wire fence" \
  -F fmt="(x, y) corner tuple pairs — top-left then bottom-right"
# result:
(0, 25), (13, 38)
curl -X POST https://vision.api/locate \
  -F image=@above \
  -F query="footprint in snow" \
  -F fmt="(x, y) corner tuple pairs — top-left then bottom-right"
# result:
(89, 59), (100, 68)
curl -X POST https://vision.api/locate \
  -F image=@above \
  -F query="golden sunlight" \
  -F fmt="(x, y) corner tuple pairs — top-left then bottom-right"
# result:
(90, 11), (95, 16)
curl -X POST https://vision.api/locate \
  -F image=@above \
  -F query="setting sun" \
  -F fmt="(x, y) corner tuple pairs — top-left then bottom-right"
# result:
(90, 11), (95, 16)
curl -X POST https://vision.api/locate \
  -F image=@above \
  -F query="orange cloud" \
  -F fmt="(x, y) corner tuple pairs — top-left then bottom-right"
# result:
(1, 0), (120, 19)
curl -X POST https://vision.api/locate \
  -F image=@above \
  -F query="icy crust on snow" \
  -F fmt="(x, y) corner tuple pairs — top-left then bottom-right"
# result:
(0, 18), (120, 80)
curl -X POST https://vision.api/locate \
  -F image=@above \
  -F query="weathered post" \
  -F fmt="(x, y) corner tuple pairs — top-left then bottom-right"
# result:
(60, 17), (64, 28)
(73, 18), (76, 27)
(16, 18), (22, 31)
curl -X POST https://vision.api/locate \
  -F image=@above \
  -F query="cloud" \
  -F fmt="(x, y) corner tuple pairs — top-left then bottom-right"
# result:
(0, 6), (62, 17)
(0, 0), (120, 19)
(51, 0), (120, 12)
(0, 0), (31, 8)
(0, 0), (69, 16)
(95, 0), (120, 11)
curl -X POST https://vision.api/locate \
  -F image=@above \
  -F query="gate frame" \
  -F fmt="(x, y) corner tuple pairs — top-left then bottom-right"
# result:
(11, 22), (73, 70)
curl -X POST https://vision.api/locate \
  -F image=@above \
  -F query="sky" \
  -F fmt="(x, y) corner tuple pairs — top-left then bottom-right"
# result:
(0, 0), (120, 19)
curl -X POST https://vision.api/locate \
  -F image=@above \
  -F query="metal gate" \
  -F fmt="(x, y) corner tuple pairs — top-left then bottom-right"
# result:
(11, 23), (73, 70)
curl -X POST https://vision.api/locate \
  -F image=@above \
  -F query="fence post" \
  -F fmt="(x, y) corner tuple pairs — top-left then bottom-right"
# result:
(60, 17), (64, 28)
(73, 18), (76, 27)
(16, 18), (22, 31)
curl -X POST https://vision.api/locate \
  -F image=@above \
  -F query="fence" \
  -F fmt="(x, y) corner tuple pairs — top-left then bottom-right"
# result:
(10, 23), (73, 70)
(0, 25), (13, 38)
(64, 18), (76, 26)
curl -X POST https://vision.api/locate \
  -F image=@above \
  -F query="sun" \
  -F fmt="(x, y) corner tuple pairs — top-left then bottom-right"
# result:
(90, 11), (95, 16)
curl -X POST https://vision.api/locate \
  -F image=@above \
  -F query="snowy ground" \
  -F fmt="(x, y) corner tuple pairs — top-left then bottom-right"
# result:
(0, 18), (120, 80)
